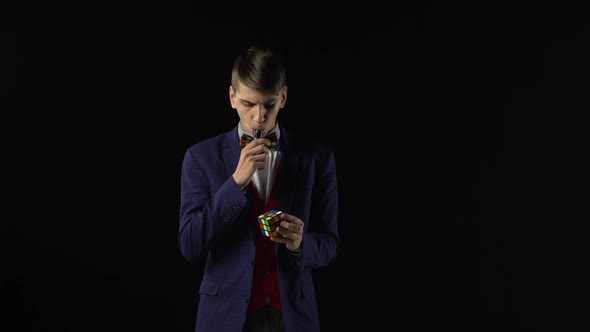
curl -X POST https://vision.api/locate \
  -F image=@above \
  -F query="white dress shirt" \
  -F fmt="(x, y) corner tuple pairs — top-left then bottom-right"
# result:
(238, 122), (281, 206)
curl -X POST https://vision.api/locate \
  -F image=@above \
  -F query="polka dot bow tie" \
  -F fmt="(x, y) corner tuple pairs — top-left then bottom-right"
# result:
(240, 132), (279, 151)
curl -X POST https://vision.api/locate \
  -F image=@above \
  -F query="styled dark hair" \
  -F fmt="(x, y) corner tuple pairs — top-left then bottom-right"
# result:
(231, 45), (286, 95)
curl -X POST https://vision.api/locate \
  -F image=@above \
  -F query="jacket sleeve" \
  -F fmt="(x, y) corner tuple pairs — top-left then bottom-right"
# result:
(299, 149), (340, 271)
(178, 148), (248, 264)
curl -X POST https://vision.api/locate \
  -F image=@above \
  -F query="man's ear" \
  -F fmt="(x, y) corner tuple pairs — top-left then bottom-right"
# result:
(280, 86), (288, 108)
(229, 85), (236, 109)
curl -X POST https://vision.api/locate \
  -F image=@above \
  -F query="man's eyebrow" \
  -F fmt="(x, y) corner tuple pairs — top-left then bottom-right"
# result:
(238, 98), (277, 104)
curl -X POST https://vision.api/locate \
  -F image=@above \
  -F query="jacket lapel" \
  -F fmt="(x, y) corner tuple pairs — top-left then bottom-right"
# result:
(223, 126), (242, 178)
(274, 130), (299, 214)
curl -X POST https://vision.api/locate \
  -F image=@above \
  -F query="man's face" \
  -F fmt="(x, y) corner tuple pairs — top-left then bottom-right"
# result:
(229, 81), (287, 136)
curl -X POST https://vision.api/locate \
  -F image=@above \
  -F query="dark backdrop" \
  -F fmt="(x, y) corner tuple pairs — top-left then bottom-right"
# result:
(6, 1), (589, 331)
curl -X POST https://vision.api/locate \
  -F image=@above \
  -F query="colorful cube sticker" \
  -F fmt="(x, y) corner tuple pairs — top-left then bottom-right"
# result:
(257, 209), (282, 238)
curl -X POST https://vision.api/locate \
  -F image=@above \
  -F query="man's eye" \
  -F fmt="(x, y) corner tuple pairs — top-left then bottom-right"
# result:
(265, 104), (275, 108)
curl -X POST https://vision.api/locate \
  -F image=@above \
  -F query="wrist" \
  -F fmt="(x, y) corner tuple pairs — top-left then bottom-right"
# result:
(232, 174), (248, 191)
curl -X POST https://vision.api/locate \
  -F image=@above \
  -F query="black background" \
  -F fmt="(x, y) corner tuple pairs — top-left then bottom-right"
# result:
(5, 1), (589, 331)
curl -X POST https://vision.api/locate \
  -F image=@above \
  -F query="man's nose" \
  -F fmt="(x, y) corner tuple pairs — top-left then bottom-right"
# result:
(253, 104), (266, 121)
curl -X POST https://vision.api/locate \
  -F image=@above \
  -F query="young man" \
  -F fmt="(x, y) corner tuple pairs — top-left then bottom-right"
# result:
(178, 45), (339, 332)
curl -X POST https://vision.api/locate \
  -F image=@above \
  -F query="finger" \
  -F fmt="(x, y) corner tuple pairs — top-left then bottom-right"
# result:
(256, 146), (270, 156)
(280, 221), (301, 234)
(246, 145), (269, 156)
(245, 150), (268, 165)
(272, 230), (291, 241)
(276, 227), (294, 239)
(252, 138), (271, 148)
(280, 213), (304, 225)
(243, 139), (269, 153)
(279, 231), (289, 239)
(270, 236), (287, 244)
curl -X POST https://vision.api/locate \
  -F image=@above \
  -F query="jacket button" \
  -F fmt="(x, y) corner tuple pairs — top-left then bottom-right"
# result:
(244, 297), (249, 303)
(265, 296), (271, 303)
(249, 259), (254, 267)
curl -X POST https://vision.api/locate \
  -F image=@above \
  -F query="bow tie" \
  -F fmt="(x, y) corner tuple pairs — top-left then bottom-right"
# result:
(240, 132), (279, 151)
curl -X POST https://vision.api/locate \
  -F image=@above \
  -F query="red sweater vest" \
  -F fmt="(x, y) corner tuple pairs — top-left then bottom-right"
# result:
(246, 180), (282, 315)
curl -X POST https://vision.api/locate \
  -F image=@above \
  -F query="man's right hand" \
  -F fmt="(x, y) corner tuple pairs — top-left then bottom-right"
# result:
(232, 138), (271, 189)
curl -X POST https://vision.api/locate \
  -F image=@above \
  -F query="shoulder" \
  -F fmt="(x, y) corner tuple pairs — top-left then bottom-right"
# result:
(282, 128), (335, 160)
(187, 134), (224, 152)
(184, 129), (235, 159)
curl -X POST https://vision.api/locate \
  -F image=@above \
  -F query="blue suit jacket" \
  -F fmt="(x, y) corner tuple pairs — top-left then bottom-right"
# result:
(179, 125), (339, 332)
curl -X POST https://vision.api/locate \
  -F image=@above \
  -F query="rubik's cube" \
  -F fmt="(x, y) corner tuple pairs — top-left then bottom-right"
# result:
(258, 210), (282, 238)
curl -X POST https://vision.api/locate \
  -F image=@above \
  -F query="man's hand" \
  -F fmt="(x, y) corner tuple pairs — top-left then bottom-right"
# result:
(272, 212), (304, 252)
(232, 138), (270, 189)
